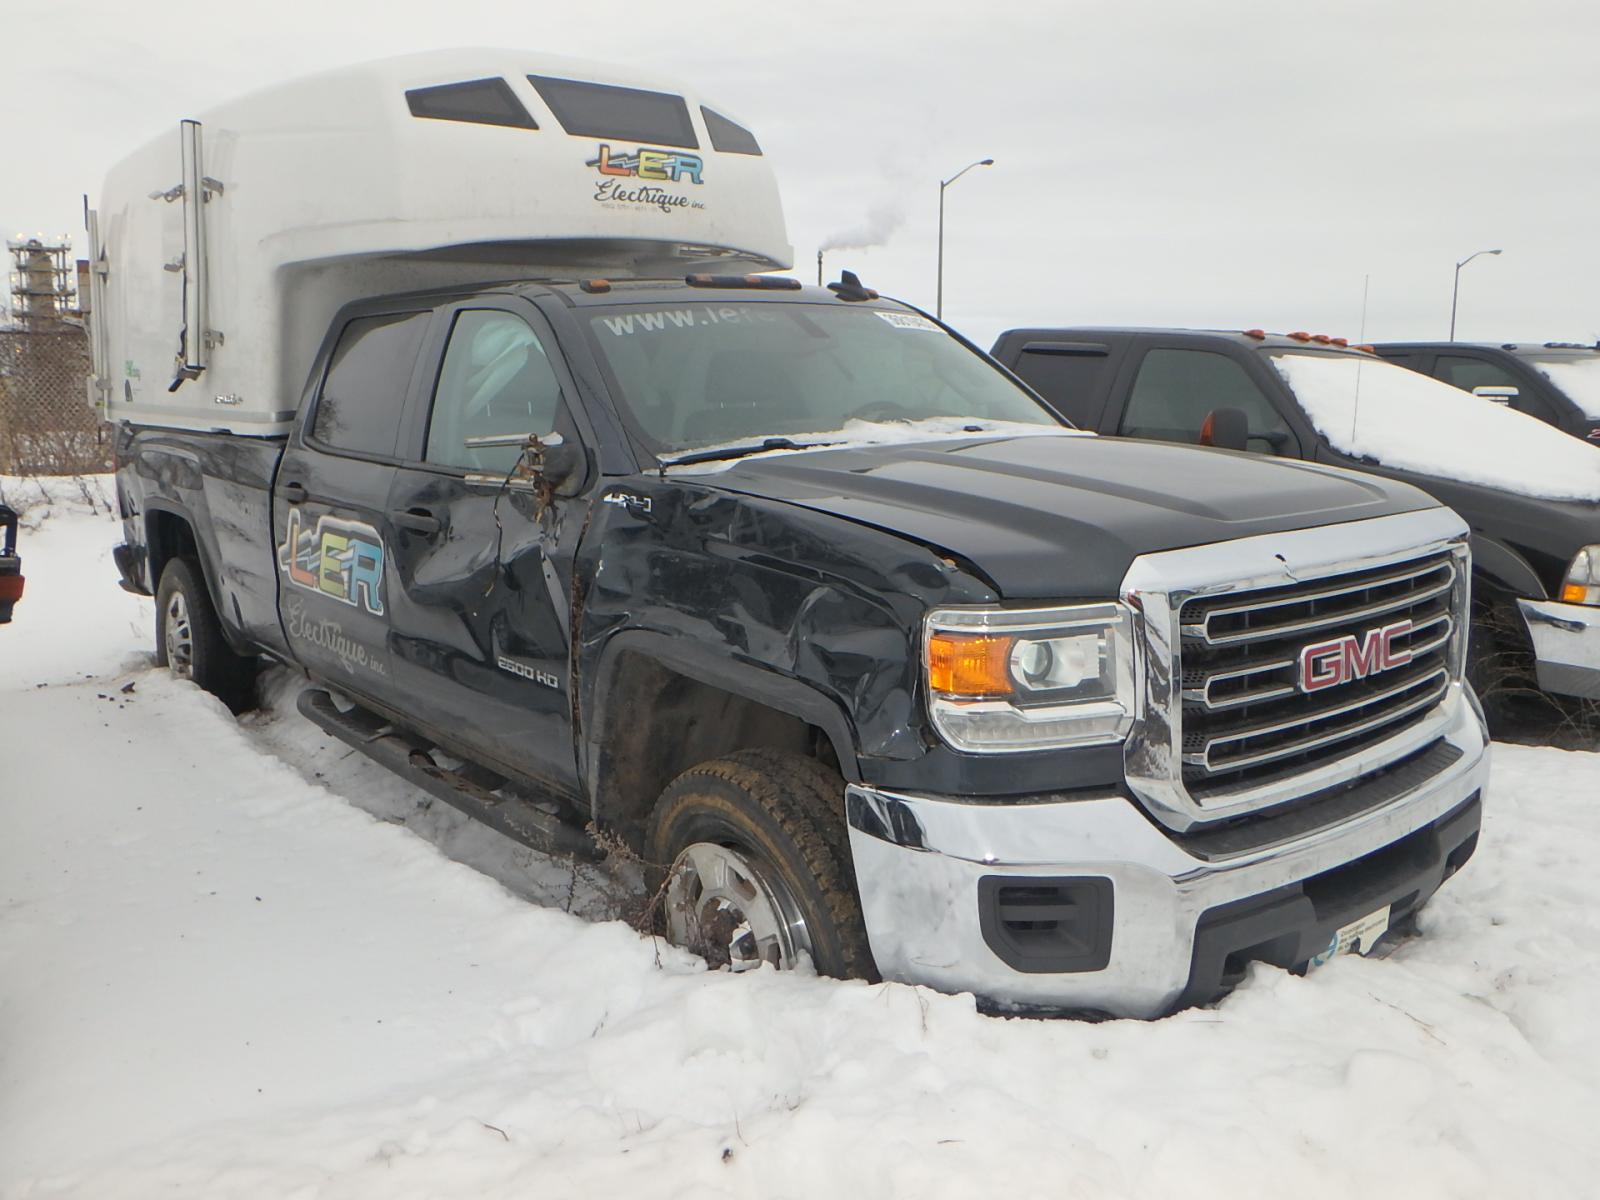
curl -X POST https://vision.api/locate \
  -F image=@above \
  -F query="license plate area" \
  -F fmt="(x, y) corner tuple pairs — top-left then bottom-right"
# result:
(1308, 904), (1391, 970)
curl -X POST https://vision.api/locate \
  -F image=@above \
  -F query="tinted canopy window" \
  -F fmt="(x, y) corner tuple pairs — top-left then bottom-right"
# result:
(529, 75), (697, 148)
(312, 312), (430, 458)
(587, 302), (1060, 455)
(405, 78), (537, 129)
(700, 106), (761, 155)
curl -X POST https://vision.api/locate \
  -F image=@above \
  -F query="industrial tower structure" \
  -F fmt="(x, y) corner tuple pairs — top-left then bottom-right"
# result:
(5, 237), (79, 328)
(1, 238), (103, 473)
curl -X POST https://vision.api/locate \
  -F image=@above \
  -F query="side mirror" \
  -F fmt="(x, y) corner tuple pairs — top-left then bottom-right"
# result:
(1472, 385), (1518, 406)
(1199, 407), (1249, 452)
(462, 431), (588, 496)
(543, 438), (586, 497)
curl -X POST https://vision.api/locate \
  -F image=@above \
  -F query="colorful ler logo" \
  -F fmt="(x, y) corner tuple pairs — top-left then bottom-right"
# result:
(587, 143), (704, 184)
(278, 509), (385, 617)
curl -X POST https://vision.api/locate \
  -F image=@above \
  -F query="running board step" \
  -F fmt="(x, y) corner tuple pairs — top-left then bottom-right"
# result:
(296, 688), (601, 862)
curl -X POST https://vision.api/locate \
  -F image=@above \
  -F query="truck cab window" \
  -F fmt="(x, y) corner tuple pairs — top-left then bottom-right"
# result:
(1434, 355), (1521, 394)
(1011, 347), (1110, 426)
(1434, 355), (1555, 421)
(1122, 348), (1296, 455)
(311, 311), (430, 458)
(425, 310), (566, 474)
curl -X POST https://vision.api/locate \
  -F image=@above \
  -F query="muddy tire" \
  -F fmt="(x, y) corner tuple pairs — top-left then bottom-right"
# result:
(646, 749), (876, 981)
(155, 556), (257, 713)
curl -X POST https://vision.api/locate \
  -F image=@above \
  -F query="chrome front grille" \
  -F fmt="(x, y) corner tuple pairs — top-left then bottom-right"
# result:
(1119, 507), (1473, 834)
(1178, 551), (1458, 799)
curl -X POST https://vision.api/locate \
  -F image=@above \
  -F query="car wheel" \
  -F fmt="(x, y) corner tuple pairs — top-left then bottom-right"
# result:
(647, 749), (875, 980)
(155, 556), (257, 712)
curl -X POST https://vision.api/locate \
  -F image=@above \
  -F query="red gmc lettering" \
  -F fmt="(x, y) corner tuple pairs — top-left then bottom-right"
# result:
(1298, 620), (1414, 693)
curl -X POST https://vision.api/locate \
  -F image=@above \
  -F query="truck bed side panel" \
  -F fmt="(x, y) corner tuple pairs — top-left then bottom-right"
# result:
(116, 426), (289, 660)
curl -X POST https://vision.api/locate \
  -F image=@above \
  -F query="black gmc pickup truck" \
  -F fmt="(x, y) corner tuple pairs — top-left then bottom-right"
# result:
(992, 327), (1600, 710)
(114, 283), (1490, 1016)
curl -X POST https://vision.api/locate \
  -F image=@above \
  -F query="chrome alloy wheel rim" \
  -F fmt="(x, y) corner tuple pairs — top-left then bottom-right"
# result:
(664, 842), (814, 972)
(164, 589), (195, 679)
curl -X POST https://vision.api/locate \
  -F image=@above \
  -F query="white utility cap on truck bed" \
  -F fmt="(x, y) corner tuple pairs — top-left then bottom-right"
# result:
(86, 48), (791, 436)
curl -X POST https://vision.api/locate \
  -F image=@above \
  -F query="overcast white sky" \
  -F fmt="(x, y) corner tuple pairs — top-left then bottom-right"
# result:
(4, 0), (1597, 348)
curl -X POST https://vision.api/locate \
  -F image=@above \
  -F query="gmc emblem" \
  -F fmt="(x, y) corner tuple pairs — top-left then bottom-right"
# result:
(1298, 619), (1414, 693)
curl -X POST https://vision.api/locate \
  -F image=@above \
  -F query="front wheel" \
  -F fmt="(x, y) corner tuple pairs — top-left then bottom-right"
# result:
(646, 749), (876, 980)
(154, 556), (257, 712)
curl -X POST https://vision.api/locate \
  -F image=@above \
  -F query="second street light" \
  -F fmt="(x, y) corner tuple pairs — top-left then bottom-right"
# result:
(1449, 248), (1502, 341)
(937, 157), (993, 321)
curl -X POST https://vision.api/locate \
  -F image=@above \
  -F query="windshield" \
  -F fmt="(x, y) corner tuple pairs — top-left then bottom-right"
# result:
(1267, 350), (1600, 502)
(1528, 355), (1600, 420)
(585, 302), (1063, 455)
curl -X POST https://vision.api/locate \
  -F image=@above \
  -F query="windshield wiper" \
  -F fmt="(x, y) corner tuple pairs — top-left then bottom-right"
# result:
(658, 436), (841, 469)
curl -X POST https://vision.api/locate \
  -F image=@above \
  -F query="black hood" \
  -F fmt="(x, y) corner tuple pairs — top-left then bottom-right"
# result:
(695, 434), (1438, 599)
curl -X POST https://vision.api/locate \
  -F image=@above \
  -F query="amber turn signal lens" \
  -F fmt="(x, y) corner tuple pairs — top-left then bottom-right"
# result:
(1562, 583), (1589, 604)
(928, 632), (1015, 697)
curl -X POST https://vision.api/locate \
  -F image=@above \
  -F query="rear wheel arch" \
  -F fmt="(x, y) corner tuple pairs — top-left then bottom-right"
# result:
(143, 500), (255, 655)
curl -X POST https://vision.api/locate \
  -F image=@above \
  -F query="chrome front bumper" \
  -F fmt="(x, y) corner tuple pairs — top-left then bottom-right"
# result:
(1518, 598), (1600, 700)
(846, 687), (1489, 1018)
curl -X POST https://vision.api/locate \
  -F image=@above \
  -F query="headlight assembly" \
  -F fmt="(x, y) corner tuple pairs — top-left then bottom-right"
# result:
(1561, 545), (1600, 606)
(924, 602), (1138, 752)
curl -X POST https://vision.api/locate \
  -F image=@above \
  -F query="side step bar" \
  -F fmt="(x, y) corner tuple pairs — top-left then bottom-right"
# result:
(296, 688), (601, 862)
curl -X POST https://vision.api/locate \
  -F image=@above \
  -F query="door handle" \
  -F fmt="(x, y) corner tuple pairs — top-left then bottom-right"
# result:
(280, 481), (309, 504)
(391, 508), (442, 535)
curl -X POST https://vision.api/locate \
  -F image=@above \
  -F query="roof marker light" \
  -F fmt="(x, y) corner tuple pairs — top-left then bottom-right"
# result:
(686, 274), (803, 290)
(1288, 331), (1312, 342)
(1243, 328), (1267, 340)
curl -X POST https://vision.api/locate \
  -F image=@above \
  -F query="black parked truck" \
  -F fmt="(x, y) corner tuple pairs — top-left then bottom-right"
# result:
(91, 53), (1489, 1017)
(992, 327), (1600, 709)
(1371, 340), (1600, 446)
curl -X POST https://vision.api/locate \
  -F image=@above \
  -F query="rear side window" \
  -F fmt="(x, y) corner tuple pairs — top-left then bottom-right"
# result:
(700, 107), (761, 155)
(528, 75), (698, 148)
(1010, 343), (1111, 425)
(312, 312), (430, 458)
(405, 78), (537, 130)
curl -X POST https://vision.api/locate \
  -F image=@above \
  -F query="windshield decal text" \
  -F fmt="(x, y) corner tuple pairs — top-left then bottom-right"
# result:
(876, 311), (941, 332)
(598, 307), (775, 337)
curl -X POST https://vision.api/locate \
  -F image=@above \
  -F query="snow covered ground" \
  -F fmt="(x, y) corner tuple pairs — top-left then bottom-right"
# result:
(3, 477), (1600, 1199)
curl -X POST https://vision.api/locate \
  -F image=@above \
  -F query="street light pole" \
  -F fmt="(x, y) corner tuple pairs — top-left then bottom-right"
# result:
(936, 157), (993, 321)
(1449, 248), (1502, 341)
